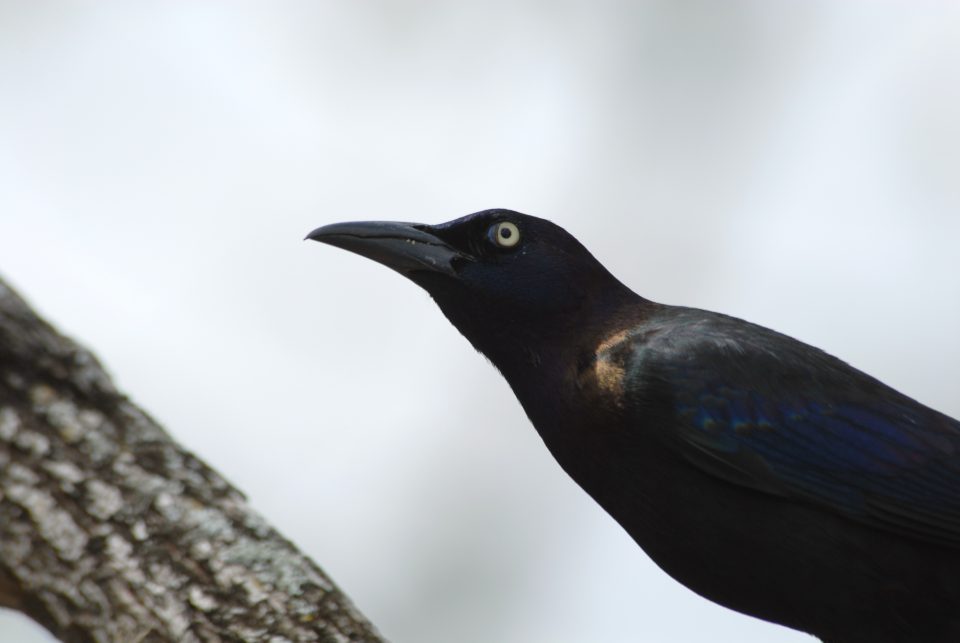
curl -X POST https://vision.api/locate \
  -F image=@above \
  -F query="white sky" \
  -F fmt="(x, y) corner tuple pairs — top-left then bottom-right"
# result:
(1, 2), (959, 642)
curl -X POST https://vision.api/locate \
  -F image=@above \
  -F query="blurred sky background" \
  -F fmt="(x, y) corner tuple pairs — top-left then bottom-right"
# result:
(1, 2), (959, 642)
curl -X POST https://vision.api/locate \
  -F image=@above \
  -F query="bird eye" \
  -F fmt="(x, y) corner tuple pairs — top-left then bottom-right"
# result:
(489, 221), (521, 249)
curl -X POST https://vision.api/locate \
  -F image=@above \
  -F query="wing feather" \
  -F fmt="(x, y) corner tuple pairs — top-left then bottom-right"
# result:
(626, 309), (960, 547)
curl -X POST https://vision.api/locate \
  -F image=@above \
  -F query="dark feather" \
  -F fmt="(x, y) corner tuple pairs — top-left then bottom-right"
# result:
(626, 308), (960, 547)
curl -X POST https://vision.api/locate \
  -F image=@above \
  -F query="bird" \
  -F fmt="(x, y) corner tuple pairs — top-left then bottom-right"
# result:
(306, 209), (960, 643)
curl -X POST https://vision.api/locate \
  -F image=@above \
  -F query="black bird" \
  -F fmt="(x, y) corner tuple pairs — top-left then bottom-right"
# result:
(307, 209), (960, 642)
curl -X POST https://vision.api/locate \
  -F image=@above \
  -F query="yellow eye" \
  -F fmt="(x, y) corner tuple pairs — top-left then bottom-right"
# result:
(490, 221), (521, 248)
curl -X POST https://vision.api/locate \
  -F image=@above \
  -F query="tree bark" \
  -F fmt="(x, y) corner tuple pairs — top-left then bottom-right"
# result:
(0, 277), (384, 642)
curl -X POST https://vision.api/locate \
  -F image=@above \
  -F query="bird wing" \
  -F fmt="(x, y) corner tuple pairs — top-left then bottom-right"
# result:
(626, 310), (960, 547)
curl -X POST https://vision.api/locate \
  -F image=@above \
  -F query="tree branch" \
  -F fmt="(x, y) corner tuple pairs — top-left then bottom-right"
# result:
(0, 277), (384, 642)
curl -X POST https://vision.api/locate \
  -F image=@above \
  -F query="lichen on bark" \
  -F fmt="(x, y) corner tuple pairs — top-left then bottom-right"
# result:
(0, 277), (384, 642)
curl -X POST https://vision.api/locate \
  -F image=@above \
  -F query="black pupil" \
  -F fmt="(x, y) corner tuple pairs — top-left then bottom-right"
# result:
(499, 226), (512, 239)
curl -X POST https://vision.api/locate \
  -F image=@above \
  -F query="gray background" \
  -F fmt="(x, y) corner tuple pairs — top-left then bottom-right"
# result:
(1, 2), (958, 642)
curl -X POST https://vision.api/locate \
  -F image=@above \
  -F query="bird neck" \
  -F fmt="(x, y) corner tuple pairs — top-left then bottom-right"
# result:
(474, 286), (649, 395)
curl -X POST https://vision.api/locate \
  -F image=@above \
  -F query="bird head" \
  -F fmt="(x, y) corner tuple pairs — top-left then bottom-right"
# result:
(307, 209), (634, 369)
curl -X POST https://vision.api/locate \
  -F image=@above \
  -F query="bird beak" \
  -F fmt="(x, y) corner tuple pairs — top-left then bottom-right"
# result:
(306, 221), (472, 277)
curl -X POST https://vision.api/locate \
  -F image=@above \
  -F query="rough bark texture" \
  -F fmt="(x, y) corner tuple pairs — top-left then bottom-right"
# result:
(0, 277), (385, 643)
